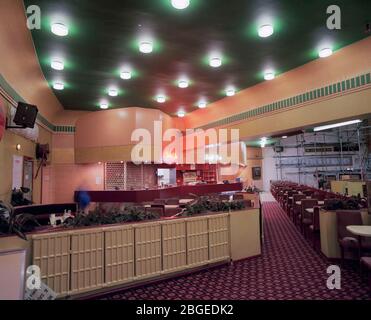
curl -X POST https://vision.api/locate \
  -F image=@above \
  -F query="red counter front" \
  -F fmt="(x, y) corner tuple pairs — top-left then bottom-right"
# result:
(75, 183), (243, 203)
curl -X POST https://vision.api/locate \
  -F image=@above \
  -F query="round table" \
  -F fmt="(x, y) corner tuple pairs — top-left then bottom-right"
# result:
(346, 225), (371, 238)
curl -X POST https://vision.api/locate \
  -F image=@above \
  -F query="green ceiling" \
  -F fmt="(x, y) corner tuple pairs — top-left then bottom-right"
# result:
(24, 0), (371, 115)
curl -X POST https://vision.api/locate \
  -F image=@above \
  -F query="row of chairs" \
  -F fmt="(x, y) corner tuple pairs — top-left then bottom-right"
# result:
(272, 181), (371, 291)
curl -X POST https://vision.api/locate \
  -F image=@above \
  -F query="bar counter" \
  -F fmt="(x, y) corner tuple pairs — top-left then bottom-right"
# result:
(75, 183), (243, 203)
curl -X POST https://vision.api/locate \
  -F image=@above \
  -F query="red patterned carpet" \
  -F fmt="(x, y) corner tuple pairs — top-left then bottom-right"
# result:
(100, 202), (371, 300)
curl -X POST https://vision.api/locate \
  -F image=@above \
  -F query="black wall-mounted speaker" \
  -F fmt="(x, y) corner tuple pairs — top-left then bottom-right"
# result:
(13, 102), (38, 128)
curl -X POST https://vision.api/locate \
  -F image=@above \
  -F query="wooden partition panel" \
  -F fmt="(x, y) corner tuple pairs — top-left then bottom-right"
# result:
(70, 230), (104, 294)
(26, 211), (249, 298)
(135, 223), (162, 279)
(32, 233), (70, 297)
(104, 226), (134, 286)
(186, 217), (209, 267)
(208, 214), (230, 262)
(161, 219), (187, 273)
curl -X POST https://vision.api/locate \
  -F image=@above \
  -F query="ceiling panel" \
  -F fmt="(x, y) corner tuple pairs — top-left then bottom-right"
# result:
(24, 0), (371, 115)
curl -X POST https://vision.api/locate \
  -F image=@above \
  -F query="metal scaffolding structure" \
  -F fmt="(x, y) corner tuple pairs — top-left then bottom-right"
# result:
(273, 123), (371, 186)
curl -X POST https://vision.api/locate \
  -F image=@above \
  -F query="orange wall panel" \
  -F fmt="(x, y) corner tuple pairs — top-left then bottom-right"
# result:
(183, 37), (371, 129)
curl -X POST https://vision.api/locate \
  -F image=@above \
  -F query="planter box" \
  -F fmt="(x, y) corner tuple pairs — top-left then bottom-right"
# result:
(1, 208), (261, 298)
(230, 208), (261, 261)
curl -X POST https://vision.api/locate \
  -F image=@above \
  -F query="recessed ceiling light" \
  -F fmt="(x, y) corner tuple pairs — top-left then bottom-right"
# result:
(100, 101), (109, 109)
(177, 110), (186, 118)
(209, 56), (222, 68)
(319, 47), (333, 58)
(51, 22), (69, 37)
(225, 86), (235, 96)
(198, 100), (207, 109)
(108, 88), (118, 97)
(282, 135), (288, 139)
(53, 81), (64, 90)
(120, 70), (132, 80)
(258, 24), (274, 38)
(51, 58), (64, 71)
(264, 70), (275, 81)
(139, 40), (153, 54)
(178, 79), (189, 88)
(156, 95), (166, 103)
(171, 0), (190, 10)
(260, 137), (268, 148)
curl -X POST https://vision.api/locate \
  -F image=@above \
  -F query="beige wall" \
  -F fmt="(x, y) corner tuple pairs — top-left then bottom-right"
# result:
(0, 121), (53, 204)
(218, 147), (263, 188)
(183, 37), (371, 129)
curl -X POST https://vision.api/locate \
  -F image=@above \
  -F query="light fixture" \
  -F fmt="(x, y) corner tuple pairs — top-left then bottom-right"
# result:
(53, 81), (64, 90)
(258, 24), (274, 38)
(120, 70), (132, 80)
(98, 162), (102, 165)
(313, 119), (362, 132)
(260, 137), (268, 148)
(177, 110), (186, 118)
(171, 0), (190, 10)
(178, 79), (189, 88)
(264, 70), (275, 81)
(209, 56), (222, 68)
(156, 95), (166, 103)
(108, 88), (118, 97)
(319, 47), (333, 58)
(16, 144), (21, 151)
(225, 86), (235, 96)
(51, 58), (64, 71)
(100, 101), (109, 109)
(198, 100), (207, 109)
(51, 22), (69, 37)
(139, 40), (153, 54)
(282, 135), (288, 139)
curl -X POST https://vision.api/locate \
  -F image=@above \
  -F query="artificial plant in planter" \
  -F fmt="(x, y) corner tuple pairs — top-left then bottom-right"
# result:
(65, 206), (160, 228)
(183, 196), (246, 217)
(322, 198), (364, 211)
(0, 201), (40, 240)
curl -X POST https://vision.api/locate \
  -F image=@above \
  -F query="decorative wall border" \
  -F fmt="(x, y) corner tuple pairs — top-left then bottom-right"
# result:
(1, 72), (370, 134)
(197, 72), (371, 130)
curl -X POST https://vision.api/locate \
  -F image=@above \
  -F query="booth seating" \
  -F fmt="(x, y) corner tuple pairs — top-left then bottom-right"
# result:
(336, 211), (371, 263)
(299, 199), (319, 235)
(307, 206), (321, 249)
(291, 194), (307, 223)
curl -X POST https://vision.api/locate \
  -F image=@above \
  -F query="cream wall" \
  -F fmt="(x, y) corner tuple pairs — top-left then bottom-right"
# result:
(0, 116), (53, 204)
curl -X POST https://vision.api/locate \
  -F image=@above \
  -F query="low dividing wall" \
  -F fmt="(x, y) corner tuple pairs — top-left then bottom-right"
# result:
(330, 181), (366, 197)
(0, 208), (260, 298)
(76, 183), (243, 203)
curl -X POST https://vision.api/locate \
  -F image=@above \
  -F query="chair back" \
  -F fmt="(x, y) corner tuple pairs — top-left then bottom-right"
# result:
(243, 199), (252, 207)
(301, 199), (318, 221)
(313, 192), (326, 201)
(153, 199), (166, 204)
(145, 207), (164, 217)
(313, 207), (320, 231)
(293, 194), (306, 202)
(166, 198), (179, 205)
(233, 194), (244, 200)
(336, 210), (363, 240)
(219, 194), (230, 201)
